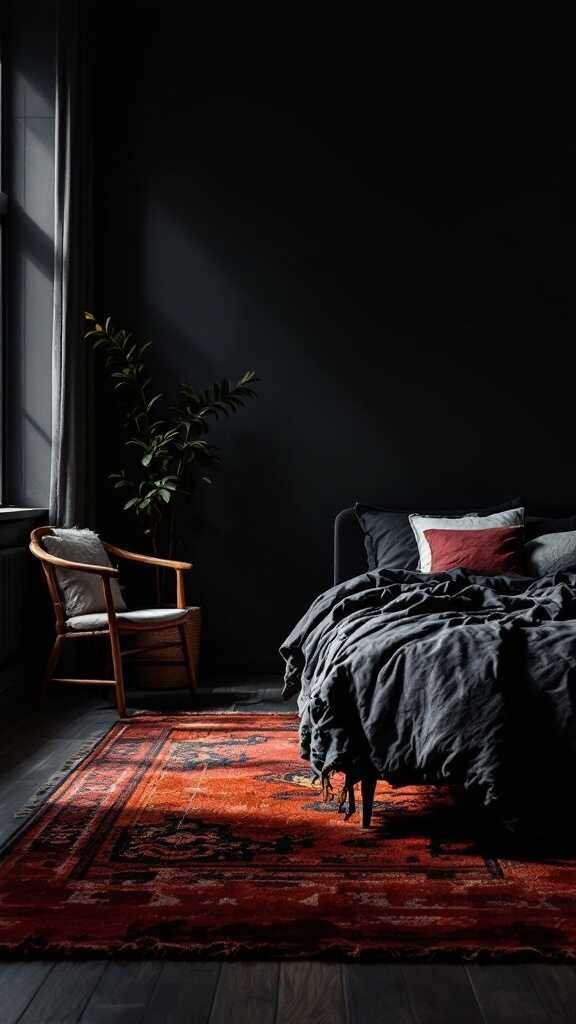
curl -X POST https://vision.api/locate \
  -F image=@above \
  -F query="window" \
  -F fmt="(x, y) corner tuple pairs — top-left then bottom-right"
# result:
(0, 8), (55, 510)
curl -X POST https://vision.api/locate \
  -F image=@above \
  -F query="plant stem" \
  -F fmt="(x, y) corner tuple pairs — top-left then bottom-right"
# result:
(151, 526), (161, 605)
(168, 499), (176, 563)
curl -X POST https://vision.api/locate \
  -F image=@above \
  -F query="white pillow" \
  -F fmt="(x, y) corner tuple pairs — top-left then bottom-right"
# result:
(42, 528), (126, 617)
(409, 507), (525, 572)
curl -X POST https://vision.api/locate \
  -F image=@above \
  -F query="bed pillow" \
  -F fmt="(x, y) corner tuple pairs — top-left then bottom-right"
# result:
(42, 528), (126, 617)
(355, 498), (522, 571)
(355, 507), (421, 571)
(410, 507), (524, 572)
(425, 525), (525, 575)
(525, 514), (576, 542)
(524, 530), (576, 576)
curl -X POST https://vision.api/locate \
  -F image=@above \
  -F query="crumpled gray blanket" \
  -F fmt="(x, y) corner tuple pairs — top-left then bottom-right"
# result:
(280, 568), (576, 809)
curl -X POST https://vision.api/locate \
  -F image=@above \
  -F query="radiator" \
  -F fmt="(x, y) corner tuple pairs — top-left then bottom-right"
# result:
(0, 546), (33, 666)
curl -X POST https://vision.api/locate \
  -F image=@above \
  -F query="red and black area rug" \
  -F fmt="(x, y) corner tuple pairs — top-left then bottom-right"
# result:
(1, 712), (575, 961)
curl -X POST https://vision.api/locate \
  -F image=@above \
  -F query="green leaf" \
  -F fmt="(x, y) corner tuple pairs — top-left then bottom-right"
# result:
(238, 370), (257, 385)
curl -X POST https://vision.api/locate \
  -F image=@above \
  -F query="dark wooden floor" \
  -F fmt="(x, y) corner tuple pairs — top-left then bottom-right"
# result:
(2, 678), (576, 1023)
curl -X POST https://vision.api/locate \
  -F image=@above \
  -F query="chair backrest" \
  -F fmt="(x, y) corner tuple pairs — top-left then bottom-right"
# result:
(29, 527), (67, 631)
(30, 526), (125, 626)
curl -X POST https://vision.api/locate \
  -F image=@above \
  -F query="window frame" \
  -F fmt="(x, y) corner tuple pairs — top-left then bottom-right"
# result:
(0, 24), (6, 503)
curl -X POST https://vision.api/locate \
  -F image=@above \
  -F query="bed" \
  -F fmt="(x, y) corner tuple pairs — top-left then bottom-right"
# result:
(280, 504), (576, 828)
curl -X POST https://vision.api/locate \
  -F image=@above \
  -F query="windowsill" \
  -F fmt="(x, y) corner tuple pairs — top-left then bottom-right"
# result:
(0, 507), (49, 521)
(0, 508), (49, 548)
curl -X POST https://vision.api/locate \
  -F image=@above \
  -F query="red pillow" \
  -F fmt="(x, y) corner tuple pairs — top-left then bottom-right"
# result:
(423, 526), (525, 575)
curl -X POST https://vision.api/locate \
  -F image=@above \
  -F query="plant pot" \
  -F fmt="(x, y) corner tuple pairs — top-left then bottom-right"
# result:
(125, 607), (201, 689)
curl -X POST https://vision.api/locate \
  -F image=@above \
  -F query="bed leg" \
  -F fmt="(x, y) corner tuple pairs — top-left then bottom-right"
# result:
(361, 776), (377, 828)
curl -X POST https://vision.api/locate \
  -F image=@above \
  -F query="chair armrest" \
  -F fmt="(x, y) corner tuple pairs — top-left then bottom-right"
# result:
(104, 544), (193, 571)
(29, 539), (119, 577)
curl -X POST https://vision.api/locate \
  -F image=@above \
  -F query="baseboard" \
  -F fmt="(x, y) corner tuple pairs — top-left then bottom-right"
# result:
(202, 654), (283, 678)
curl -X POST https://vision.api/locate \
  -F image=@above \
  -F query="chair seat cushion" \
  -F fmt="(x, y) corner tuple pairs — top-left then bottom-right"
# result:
(66, 607), (195, 631)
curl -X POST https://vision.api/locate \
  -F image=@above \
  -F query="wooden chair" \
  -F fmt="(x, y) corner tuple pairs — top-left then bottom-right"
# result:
(29, 526), (198, 716)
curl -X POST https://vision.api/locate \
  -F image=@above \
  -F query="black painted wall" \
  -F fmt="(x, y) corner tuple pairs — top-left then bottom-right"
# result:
(88, 8), (575, 670)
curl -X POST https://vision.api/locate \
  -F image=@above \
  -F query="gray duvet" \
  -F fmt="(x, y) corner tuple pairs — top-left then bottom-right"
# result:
(280, 569), (576, 809)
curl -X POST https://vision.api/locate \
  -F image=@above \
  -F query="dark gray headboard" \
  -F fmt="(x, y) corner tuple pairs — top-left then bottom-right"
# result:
(334, 507), (368, 585)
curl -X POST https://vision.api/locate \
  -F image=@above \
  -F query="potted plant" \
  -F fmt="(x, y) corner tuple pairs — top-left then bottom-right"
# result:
(84, 312), (259, 685)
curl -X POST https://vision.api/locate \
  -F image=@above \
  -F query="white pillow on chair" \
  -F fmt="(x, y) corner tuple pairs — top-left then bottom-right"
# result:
(42, 528), (126, 617)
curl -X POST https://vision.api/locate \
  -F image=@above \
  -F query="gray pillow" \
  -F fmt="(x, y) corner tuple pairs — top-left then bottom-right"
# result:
(524, 530), (576, 577)
(354, 506), (420, 571)
(525, 515), (576, 542)
(42, 528), (126, 617)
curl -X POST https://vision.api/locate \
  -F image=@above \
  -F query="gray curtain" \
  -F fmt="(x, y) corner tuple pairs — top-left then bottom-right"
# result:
(50, 0), (94, 527)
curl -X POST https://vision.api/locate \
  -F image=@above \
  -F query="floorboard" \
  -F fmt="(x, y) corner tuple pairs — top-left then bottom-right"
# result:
(79, 962), (163, 1023)
(403, 965), (485, 1024)
(141, 962), (221, 1024)
(343, 964), (415, 1024)
(528, 964), (576, 1020)
(208, 962), (279, 1024)
(468, 965), (559, 1024)
(18, 960), (107, 1024)
(0, 962), (55, 1024)
(0, 696), (112, 752)
(276, 962), (347, 1024)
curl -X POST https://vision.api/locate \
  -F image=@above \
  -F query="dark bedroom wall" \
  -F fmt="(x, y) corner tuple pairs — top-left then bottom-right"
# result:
(88, 7), (575, 671)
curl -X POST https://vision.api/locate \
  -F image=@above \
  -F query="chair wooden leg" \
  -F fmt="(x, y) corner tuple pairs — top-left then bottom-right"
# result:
(108, 624), (127, 717)
(361, 775), (378, 828)
(179, 623), (197, 695)
(42, 635), (64, 699)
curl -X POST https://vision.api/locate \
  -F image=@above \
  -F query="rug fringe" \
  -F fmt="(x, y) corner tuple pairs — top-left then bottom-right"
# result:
(13, 733), (104, 819)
